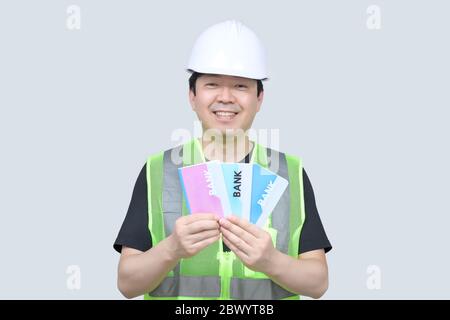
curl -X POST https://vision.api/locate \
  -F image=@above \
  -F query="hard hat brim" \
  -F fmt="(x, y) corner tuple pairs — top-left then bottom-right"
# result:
(186, 68), (269, 81)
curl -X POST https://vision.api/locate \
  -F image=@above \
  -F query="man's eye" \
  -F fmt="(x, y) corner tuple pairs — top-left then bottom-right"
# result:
(206, 83), (217, 87)
(236, 84), (248, 89)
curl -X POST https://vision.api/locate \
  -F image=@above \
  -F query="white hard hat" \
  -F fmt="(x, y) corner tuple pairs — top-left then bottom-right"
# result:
(187, 20), (268, 80)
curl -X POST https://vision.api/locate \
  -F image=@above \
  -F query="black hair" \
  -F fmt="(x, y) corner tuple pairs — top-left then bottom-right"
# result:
(189, 71), (264, 97)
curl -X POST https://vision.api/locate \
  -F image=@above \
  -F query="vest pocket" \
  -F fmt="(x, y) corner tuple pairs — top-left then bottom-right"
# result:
(179, 239), (221, 276)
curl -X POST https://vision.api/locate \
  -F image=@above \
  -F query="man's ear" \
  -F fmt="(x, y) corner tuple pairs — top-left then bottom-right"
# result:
(189, 88), (196, 111)
(256, 90), (264, 113)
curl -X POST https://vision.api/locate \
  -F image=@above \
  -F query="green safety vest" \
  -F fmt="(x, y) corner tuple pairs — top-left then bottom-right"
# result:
(144, 138), (305, 300)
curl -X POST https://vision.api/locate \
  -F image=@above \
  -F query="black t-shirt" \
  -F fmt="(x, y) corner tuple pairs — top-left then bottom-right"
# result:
(114, 151), (332, 255)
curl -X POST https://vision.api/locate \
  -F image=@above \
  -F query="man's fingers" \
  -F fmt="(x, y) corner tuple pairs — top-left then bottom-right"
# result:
(219, 218), (256, 244)
(226, 215), (262, 238)
(192, 234), (220, 251)
(187, 220), (220, 234)
(184, 213), (219, 225)
(189, 229), (220, 243)
(222, 234), (249, 261)
(220, 226), (252, 255)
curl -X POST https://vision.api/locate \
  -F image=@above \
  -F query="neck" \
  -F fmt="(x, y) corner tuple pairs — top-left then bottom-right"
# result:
(200, 133), (253, 163)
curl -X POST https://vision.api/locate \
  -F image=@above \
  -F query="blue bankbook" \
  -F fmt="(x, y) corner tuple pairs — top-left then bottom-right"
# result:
(249, 164), (289, 227)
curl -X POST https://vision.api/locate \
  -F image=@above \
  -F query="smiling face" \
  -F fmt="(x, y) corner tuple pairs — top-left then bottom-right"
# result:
(189, 74), (264, 135)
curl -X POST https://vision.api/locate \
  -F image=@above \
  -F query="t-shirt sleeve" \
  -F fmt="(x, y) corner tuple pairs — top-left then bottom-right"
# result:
(113, 164), (152, 253)
(299, 168), (332, 254)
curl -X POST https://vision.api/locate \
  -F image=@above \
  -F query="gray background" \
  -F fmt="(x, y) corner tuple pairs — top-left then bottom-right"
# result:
(0, 0), (449, 299)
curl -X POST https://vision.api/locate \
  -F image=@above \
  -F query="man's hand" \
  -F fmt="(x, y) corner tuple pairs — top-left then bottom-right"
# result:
(219, 215), (276, 274)
(167, 213), (221, 260)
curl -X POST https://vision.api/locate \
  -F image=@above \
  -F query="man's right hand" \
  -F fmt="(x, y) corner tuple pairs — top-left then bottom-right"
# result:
(167, 213), (221, 260)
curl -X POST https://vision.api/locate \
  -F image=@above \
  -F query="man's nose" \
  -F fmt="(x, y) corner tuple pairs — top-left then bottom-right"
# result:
(217, 86), (236, 104)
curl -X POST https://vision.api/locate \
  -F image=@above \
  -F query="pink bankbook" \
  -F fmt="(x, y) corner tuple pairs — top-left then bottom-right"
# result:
(178, 160), (232, 218)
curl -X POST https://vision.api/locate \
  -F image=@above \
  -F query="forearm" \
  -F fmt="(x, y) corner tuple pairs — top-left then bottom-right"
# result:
(265, 250), (328, 299)
(117, 235), (179, 299)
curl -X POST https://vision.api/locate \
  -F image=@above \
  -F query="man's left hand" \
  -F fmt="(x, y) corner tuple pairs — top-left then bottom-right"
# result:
(219, 215), (277, 274)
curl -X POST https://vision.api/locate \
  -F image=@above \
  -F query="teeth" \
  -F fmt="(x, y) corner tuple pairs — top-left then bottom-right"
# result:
(215, 112), (235, 116)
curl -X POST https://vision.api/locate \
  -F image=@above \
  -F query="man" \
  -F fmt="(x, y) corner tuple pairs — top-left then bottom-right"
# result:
(114, 20), (332, 300)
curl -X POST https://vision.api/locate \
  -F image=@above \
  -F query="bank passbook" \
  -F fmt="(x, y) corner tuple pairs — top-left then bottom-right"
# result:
(178, 161), (231, 219)
(178, 161), (288, 227)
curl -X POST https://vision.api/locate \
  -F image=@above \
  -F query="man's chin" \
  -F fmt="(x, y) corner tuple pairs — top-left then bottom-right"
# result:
(202, 125), (248, 138)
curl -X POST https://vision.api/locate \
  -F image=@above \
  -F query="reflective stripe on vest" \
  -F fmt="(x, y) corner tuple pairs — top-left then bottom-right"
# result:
(144, 139), (305, 300)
